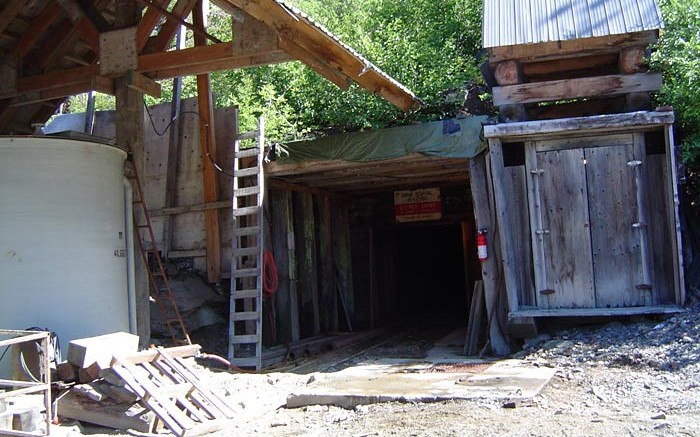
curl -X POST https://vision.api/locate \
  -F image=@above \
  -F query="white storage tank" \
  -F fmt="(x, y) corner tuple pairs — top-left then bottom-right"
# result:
(0, 136), (132, 373)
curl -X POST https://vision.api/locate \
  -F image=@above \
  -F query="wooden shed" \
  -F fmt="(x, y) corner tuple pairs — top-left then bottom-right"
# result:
(477, 0), (685, 337)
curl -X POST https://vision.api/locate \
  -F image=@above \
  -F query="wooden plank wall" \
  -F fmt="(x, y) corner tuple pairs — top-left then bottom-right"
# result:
(267, 188), (353, 341)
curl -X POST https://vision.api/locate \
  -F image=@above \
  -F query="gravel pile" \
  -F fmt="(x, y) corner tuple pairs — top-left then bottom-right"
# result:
(520, 298), (700, 373)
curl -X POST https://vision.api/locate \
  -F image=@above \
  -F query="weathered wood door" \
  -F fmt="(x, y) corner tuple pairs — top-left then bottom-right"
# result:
(526, 135), (649, 309)
(585, 140), (647, 307)
(526, 146), (595, 309)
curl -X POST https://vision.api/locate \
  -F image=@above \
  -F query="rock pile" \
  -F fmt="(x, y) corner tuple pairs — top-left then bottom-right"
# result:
(520, 299), (700, 374)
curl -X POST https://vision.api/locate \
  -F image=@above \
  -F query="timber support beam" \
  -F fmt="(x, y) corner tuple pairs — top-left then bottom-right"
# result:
(194, 0), (221, 284)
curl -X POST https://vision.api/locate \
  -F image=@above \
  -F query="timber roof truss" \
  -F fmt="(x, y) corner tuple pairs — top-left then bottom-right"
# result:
(0, 0), (420, 134)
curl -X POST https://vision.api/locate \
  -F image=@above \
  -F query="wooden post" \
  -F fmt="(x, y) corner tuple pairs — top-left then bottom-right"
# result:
(468, 154), (511, 356)
(162, 25), (185, 260)
(270, 189), (300, 342)
(488, 139), (521, 315)
(114, 0), (150, 347)
(461, 220), (473, 309)
(193, 0), (221, 283)
(332, 202), (354, 330)
(368, 226), (376, 328)
(317, 196), (338, 332)
(664, 124), (686, 305)
(293, 192), (320, 337)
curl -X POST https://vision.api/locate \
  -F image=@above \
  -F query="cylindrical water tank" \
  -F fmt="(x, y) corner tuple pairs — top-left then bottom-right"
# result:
(0, 137), (130, 371)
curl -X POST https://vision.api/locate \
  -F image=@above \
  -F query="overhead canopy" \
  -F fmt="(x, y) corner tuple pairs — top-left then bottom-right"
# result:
(0, 0), (419, 134)
(276, 116), (488, 164)
(266, 116), (488, 195)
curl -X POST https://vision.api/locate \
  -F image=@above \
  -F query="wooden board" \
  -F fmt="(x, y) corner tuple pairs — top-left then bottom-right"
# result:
(489, 140), (523, 313)
(585, 142), (646, 307)
(331, 203), (355, 329)
(316, 196), (338, 332)
(529, 146), (595, 309)
(293, 192), (320, 337)
(467, 154), (511, 356)
(488, 31), (658, 64)
(483, 111), (674, 141)
(502, 161), (535, 307)
(643, 152), (675, 304)
(57, 391), (156, 434)
(492, 73), (662, 106)
(269, 189), (300, 342)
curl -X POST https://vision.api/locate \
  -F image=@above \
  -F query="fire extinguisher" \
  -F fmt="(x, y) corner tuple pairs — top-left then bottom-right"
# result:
(476, 230), (488, 261)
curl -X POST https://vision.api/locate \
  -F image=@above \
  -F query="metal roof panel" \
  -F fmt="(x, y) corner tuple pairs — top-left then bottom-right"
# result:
(483, 0), (664, 48)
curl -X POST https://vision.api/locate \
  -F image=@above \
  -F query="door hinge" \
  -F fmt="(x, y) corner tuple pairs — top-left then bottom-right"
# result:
(530, 168), (545, 175)
(535, 229), (550, 235)
(627, 160), (643, 167)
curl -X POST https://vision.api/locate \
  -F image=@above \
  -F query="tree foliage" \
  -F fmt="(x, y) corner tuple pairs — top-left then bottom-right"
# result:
(652, 0), (700, 165)
(67, 0), (483, 141)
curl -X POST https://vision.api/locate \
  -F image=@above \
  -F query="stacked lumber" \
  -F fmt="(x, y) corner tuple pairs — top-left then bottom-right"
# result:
(55, 333), (234, 436)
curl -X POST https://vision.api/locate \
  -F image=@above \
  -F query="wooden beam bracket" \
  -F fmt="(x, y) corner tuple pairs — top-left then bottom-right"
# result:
(127, 71), (161, 97)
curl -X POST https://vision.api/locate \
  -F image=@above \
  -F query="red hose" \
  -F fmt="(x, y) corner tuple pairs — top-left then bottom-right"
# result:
(263, 251), (278, 343)
(263, 251), (278, 295)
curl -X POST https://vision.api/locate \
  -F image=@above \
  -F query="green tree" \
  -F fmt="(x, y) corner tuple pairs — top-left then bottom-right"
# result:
(653, 0), (700, 164)
(67, 0), (483, 140)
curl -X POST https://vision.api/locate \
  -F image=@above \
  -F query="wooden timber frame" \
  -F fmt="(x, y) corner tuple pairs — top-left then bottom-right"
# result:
(0, 0), (419, 353)
(0, 330), (52, 437)
(0, 0), (419, 135)
(478, 111), (685, 323)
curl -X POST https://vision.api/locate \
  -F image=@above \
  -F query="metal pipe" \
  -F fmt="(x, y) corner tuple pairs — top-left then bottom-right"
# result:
(123, 177), (138, 335)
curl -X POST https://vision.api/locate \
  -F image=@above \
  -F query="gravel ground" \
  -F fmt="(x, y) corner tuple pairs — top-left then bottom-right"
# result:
(67, 299), (700, 437)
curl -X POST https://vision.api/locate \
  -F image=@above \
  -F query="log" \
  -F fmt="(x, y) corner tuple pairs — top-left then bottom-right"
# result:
(492, 73), (662, 106)
(494, 60), (523, 85)
(620, 46), (646, 74)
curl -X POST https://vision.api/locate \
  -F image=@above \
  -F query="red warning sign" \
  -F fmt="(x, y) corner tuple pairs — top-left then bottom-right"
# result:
(394, 188), (442, 223)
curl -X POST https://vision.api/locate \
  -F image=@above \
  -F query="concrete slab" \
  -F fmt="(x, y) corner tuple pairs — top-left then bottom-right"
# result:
(287, 359), (556, 409)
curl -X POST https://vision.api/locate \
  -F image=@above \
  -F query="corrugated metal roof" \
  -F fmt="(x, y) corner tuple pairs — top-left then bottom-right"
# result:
(483, 0), (664, 48)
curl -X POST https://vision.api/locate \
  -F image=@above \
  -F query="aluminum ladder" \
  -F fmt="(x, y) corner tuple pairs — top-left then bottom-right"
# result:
(125, 157), (191, 347)
(228, 117), (265, 370)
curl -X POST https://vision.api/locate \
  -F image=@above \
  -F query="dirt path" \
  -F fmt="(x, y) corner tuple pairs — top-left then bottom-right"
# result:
(69, 303), (700, 437)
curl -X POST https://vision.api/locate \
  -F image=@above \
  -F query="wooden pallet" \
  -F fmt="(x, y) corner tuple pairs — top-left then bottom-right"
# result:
(110, 349), (234, 437)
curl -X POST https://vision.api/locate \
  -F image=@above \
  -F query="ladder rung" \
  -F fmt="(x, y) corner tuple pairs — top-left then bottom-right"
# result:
(232, 311), (260, 321)
(233, 186), (260, 197)
(234, 226), (260, 236)
(237, 130), (259, 141)
(234, 148), (259, 158)
(235, 167), (259, 178)
(233, 206), (260, 217)
(232, 247), (260, 257)
(233, 289), (260, 299)
(229, 357), (259, 367)
(165, 318), (184, 325)
(231, 268), (261, 278)
(231, 334), (260, 343)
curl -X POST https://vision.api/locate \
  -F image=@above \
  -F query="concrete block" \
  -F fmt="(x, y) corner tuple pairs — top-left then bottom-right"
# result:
(67, 332), (139, 369)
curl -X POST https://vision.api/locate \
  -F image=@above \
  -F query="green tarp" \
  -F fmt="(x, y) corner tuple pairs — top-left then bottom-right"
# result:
(276, 116), (488, 163)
